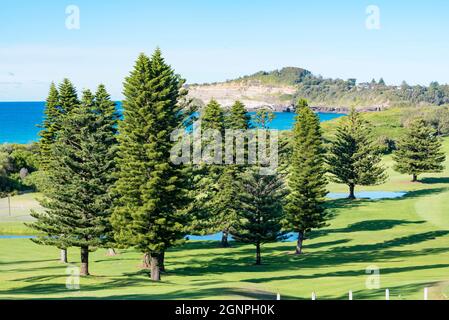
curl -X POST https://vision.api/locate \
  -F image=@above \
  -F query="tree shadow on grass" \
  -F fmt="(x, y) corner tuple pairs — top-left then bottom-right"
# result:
(4, 264), (66, 274)
(0, 269), (291, 300)
(170, 230), (449, 277)
(420, 177), (449, 185)
(3, 229), (449, 299)
(304, 239), (352, 249)
(312, 187), (448, 239)
(400, 187), (449, 199)
(26, 287), (294, 300)
(3, 186), (449, 299)
(311, 220), (426, 238)
(0, 259), (57, 266)
(244, 263), (449, 284)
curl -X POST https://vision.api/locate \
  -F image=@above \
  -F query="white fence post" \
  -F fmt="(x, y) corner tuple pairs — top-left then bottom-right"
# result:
(385, 289), (390, 300)
(312, 292), (316, 300)
(424, 287), (428, 300)
(349, 290), (353, 300)
(276, 293), (280, 300)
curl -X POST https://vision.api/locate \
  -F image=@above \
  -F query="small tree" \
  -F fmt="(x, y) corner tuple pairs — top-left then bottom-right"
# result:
(231, 169), (286, 265)
(201, 99), (225, 131)
(226, 101), (251, 130)
(284, 100), (328, 254)
(327, 108), (387, 199)
(252, 108), (275, 129)
(394, 118), (446, 182)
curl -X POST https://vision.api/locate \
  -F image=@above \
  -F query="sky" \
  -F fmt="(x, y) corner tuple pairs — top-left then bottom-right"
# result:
(0, 0), (449, 101)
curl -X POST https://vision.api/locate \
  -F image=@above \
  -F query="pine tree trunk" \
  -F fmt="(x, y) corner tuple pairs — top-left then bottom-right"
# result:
(60, 248), (68, 263)
(80, 246), (89, 276)
(348, 184), (356, 199)
(412, 174), (418, 182)
(106, 248), (117, 256)
(150, 253), (161, 281)
(295, 231), (304, 255)
(142, 253), (150, 269)
(255, 242), (261, 265)
(160, 251), (166, 273)
(221, 229), (230, 248)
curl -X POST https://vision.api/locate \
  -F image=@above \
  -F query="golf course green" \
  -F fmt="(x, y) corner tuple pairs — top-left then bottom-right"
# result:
(1, 138), (449, 300)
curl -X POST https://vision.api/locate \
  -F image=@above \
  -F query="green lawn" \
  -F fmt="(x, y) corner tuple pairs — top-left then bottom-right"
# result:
(0, 193), (43, 235)
(1, 139), (449, 300)
(322, 107), (405, 140)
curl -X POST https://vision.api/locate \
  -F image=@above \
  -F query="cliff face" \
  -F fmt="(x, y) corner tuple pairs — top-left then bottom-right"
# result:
(187, 82), (296, 111)
(187, 82), (388, 113)
(187, 66), (391, 113)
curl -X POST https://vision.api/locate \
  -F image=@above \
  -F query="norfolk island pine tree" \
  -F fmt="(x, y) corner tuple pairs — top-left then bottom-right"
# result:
(284, 99), (329, 254)
(394, 117), (446, 182)
(190, 99), (231, 247)
(29, 79), (80, 264)
(30, 85), (119, 276)
(111, 50), (190, 281)
(231, 168), (286, 265)
(327, 107), (387, 199)
(35, 82), (68, 263)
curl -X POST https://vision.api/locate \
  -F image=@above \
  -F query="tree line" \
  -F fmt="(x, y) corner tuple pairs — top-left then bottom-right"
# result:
(28, 49), (446, 281)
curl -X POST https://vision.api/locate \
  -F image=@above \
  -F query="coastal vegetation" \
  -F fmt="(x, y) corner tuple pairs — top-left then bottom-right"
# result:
(0, 50), (448, 299)
(222, 67), (449, 109)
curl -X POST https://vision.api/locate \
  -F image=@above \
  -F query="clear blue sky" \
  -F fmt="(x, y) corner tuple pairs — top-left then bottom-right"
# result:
(1, 0), (448, 100)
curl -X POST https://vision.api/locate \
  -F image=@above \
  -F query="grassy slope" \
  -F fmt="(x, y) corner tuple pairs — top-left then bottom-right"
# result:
(321, 107), (405, 140)
(0, 139), (449, 300)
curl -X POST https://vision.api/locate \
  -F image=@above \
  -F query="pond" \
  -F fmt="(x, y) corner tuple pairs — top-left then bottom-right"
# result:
(0, 235), (36, 239)
(327, 191), (407, 200)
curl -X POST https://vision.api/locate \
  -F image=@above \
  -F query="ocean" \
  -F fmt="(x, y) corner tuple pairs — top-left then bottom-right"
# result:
(0, 101), (345, 144)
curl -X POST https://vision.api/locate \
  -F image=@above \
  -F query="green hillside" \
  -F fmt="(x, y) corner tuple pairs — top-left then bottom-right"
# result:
(233, 67), (311, 86)
(213, 67), (449, 109)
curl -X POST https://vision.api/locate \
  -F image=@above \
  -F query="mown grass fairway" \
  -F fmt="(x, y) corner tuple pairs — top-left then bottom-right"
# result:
(1, 139), (449, 300)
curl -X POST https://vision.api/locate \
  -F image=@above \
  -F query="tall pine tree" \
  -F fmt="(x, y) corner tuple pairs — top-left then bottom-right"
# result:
(191, 99), (229, 246)
(30, 84), (118, 275)
(193, 99), (253, 247)
(92, 84), (120, 255)
(231, 169), (286, 265)
(111, 50), (189, 281)
(284, 99), (328, 254)
(38, 83), (61, 172)
(30, 79), (80, 263)
(394, 118), (446, 182)
(327, 108), (387, 199)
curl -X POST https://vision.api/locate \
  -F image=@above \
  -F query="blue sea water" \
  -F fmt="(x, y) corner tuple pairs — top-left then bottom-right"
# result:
(0, 101), (344, 144)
